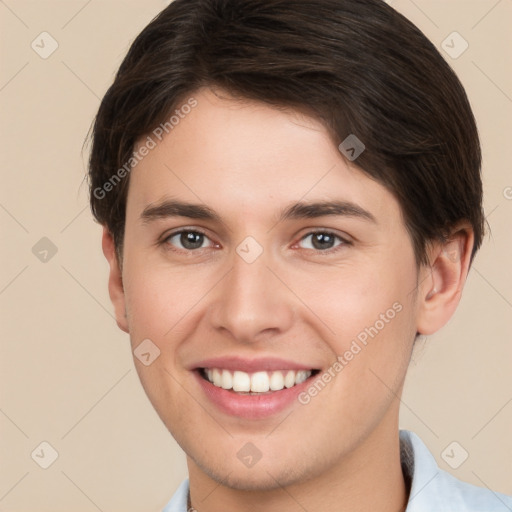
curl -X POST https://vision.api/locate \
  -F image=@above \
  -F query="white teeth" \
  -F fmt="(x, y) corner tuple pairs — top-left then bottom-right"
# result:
(212, 368), (222, 387)
(221, 369), (232, 390)
(203, 368), (313, 393)
(295, 370), (309, 385)
(269, 371), (285, 391)
(232, 371), (251, 392)
(250, 371), (270, 392)
(284, 370), (296, 388)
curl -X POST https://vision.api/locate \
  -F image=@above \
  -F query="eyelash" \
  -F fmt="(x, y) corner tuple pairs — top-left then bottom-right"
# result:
(159, 228), (351, 255)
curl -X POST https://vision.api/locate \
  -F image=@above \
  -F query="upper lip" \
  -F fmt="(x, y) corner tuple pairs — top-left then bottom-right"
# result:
(190, 356), (319, 373)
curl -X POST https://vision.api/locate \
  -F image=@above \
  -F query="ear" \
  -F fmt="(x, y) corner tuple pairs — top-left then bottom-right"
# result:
(416, 225), (474, 336)
(102, 226), (129, 333)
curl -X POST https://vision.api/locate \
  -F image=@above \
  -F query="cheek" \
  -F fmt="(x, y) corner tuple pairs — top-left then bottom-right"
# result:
(122, 258), (206, 338)
(299, 256), (417, 397)
(121, 258), (205, 425)
(304, 259), (416, 343)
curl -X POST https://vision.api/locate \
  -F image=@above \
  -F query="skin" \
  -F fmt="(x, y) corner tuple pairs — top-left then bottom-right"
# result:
(102, 87), (473, 512)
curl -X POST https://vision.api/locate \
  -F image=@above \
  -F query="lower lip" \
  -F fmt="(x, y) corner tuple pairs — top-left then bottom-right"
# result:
(193, 370), (315, 419)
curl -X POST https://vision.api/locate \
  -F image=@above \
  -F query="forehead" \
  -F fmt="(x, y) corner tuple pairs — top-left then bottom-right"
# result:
(126, 88), (400, 224)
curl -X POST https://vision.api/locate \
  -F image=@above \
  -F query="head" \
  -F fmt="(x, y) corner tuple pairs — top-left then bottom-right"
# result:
(88, 0), (483, 491)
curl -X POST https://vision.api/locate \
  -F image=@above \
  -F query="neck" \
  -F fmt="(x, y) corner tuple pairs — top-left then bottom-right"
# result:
(186, 420), (409, 512)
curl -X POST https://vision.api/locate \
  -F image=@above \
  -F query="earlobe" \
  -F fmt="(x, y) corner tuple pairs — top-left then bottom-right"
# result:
(101, 226), (129, 333)
(416, 226), (474, 336)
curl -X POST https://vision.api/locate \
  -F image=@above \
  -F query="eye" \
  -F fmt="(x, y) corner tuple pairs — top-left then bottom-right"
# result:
(298, 231), (347, 251)
(164, 230), (215, 251)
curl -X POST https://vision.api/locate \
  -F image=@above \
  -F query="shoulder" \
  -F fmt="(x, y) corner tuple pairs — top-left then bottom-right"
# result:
(401, 430), (512, 512)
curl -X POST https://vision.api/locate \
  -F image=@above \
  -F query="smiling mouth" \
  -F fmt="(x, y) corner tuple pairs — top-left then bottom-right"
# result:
(198, 368), (321, 394)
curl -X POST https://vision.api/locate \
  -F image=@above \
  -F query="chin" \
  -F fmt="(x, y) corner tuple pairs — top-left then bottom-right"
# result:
(192, 451), (315, 491)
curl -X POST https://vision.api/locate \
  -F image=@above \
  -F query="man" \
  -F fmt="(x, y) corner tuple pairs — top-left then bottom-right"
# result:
(87, 0), (512, 510)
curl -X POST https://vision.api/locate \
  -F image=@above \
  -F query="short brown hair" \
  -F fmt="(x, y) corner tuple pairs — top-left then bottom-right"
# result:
(87, 0), (484, 265)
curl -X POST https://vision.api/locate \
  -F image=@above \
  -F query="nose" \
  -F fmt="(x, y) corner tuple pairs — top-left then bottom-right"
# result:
(208, 250), (295, 344)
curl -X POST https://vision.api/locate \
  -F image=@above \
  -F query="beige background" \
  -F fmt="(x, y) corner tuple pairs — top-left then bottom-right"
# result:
(0, 1), (511, 510)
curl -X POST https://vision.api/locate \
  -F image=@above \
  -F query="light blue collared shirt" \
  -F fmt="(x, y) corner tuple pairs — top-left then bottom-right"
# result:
(162, 430), (512, 511)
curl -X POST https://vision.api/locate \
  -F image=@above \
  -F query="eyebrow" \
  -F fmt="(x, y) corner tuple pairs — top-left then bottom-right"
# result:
(279, 200), (376, 223)
(140, 199), (376, 224)
(140, 200), (221, 224)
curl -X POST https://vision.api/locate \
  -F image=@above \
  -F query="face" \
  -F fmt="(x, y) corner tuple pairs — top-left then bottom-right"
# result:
(108, 88), (437, 490)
